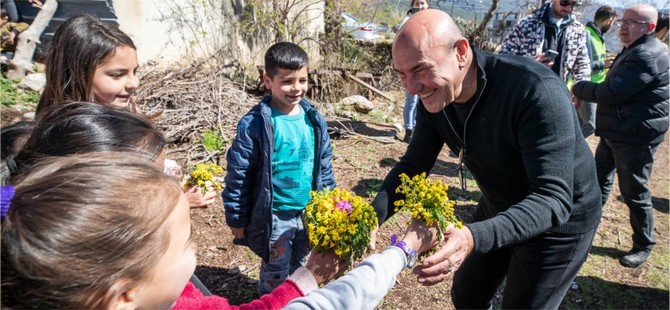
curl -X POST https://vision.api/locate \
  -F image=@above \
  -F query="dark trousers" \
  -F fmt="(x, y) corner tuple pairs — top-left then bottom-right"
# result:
(451, 228), (597, 310)
(1, 0), (20, 22)
(595, 138), (659, 251)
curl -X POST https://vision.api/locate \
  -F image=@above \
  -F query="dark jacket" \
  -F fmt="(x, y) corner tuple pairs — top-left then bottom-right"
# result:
(372, 48), (601, 254)
(223, 95), (336, 261)
(573, 34), (669, 144)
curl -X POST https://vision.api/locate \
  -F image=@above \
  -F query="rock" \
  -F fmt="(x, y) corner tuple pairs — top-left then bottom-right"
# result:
(340, 95), (374, 114)
(246, 278), (258, 284)
(337, 109), (359, 120)
(228, 267), (241, 275)
(22, 112), (35, 121)
(18, 73), (46, 93)
(570, 282), (579, 290)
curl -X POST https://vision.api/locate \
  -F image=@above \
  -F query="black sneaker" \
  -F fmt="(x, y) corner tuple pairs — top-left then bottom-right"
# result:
(620, 249), (651, 268)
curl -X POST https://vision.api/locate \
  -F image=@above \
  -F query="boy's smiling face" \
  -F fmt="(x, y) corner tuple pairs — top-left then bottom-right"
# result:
(264, 66), (309, 115)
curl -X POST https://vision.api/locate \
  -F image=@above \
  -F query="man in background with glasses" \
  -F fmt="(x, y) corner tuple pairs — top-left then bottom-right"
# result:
(573, 4), (669, 268)
(500, 0), (591, 107)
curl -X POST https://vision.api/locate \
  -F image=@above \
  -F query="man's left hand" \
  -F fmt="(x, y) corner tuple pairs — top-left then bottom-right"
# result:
(412, 224), (474, 286)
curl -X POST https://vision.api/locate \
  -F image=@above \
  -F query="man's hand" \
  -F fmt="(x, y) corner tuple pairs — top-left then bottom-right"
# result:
(6, 32), (16, 45)
(572, 96), (582, 109)
(605, 54), (616, 68)
(412, 224), (474, 286)
(534, 53), (555, 68)
(305, 250), (347, 284)
(29, 0), (43, 8)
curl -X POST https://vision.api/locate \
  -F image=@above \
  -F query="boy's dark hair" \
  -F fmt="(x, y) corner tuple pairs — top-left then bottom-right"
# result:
(264, 42), (309, 78)
(657, 12), (669, 33)
(1, 9), (7, 19)
(594, 5), (617, 23)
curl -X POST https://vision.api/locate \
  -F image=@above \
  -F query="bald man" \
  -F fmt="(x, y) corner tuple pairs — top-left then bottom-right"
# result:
(573, 4), (669, 268)
(371, 9), (601, 309)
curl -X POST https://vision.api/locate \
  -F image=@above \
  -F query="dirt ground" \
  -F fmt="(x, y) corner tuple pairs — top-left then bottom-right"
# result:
(189, 101), (669, 309)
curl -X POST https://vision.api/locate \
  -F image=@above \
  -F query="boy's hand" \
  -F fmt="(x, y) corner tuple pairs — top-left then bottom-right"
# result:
(305, 249), (347, 284)
(231, 227), (245, 239)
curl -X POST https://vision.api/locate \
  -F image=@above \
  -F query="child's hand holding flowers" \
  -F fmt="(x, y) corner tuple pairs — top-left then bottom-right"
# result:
(304, 188), (378, 264)
(182, 162), (224, 208)
(185, 163), (224, 192)
(394, 172), (462, 240)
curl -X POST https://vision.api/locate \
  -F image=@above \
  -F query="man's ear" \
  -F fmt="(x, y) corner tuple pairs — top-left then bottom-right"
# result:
(648, 23), (657, 33)
(107, 280), (138, 310)
(454, 38), (470, 67)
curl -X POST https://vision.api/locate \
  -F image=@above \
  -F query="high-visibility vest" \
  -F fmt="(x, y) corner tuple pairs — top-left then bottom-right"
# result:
(585, 25), (608, 83)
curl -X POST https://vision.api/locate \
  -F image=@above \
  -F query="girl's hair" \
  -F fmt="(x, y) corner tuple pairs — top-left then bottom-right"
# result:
(9, 101), (165, 181)
(1, 152), (182, 308)
(36, 14), (137, 117)
(0, 121), (32, 161)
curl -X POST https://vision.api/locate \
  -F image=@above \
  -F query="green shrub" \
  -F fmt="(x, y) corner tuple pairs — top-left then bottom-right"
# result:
(0, 77), (40, 107)
(201, 128), (225, 152)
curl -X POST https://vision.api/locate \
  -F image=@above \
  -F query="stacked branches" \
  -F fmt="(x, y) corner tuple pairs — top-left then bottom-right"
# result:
(136, 62), (256, 164)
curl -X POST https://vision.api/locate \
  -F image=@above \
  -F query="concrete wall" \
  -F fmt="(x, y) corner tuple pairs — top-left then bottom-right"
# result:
(113, 0), (324, 72)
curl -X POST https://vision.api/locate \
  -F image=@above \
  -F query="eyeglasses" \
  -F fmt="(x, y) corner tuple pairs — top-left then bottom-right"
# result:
(559, 0), (582, 7)
(616, 19), (650, 26)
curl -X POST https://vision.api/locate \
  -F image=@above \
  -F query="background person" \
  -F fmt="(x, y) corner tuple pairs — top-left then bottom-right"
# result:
(500, 0), (591, 107)
(655, 11), (669, 52)
(0, 8), (29, 70)
(579, 5), (617, 138)
(572, 4), (669, 268)
(398, 0), (429, 143)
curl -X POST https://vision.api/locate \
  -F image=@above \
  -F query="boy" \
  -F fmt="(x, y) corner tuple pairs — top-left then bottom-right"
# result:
(223, 42), (336, 295)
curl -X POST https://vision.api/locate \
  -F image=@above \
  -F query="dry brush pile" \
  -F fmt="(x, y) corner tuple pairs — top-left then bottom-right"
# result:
(136, 61), (257, 165)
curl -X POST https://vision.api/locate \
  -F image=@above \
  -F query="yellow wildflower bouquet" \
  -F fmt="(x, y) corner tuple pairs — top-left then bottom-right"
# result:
(184, 163), (224, 191)
(304, 187), (378, 263)
(394, 173), (462, 238)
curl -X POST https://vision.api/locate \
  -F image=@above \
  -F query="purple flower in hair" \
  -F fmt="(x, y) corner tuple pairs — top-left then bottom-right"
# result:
(335, 200), (352, 214)
(1, 185), (15, 219)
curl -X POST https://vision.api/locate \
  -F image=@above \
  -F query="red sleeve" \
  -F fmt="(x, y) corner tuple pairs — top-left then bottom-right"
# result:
(172, 280), (305, 310)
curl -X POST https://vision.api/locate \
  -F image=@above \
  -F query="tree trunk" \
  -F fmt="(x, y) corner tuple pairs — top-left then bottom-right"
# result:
(472, 0), (499, 41)
(7, 0), (58, 80)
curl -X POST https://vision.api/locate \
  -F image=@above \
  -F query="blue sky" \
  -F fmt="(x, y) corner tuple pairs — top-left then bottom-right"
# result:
(593, 0), (669, 10)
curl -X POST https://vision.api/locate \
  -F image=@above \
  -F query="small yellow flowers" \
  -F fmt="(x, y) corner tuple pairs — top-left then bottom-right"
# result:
(394, 173), (462, 238)
(304, 187), (378, 264)
(185, 163), (224, 191)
